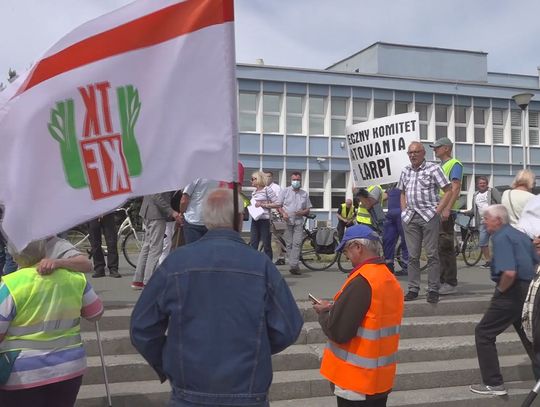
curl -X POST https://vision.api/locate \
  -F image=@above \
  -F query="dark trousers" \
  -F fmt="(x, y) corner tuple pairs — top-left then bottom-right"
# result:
(0, 375), (82, 407)
(337, 395), (388, 407)
(337, 221), (352, 241)
(183, 221), (208, 244)
(439, 214), (457, 286)
(88, 213), (119, 274)
(475, 281), (540, 386)
(250, 219), (272, 260)
(382, 211), (408, 273)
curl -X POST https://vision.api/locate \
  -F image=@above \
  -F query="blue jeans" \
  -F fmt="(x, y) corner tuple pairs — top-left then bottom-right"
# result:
(183, 222), (208, 244)
(250, 219), (272, 260)
(382, 210), (408, 272)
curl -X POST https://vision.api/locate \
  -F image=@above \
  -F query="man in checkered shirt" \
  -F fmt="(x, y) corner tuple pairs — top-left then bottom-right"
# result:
(398, 141), (452, 304)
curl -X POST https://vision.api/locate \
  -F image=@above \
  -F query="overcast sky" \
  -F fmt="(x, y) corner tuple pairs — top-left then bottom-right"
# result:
(1, 0), (539, 81)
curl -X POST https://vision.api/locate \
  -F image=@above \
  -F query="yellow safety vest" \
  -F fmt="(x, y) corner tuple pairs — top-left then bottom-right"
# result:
(440, 158), (463, 211)
(0, 267), (86, 352)
(356, 185), (383, 225)
(340, 203), (355, 220)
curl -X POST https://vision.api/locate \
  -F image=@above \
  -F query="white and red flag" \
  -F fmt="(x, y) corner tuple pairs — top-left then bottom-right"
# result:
(0, 0), (238, 250)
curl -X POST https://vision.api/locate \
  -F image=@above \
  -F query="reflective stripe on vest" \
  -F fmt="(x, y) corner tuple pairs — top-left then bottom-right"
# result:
(440, 158), (463, 211)
(0, 334), (82, 352)
(1, 267), (86, 353)
(6, 318), (81, 336)
(327, 342), (397, 368)
(356, 325), (400, 340)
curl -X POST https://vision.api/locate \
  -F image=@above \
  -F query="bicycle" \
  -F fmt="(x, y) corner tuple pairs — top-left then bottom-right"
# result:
(455, 211), (482, 266)
(65, 207), (144, 268)
(266, 214), (339, 271)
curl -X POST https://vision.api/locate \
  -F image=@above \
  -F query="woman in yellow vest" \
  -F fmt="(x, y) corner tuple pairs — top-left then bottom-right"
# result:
(313, 225), (404, 406)
(0, 240), (103, 406)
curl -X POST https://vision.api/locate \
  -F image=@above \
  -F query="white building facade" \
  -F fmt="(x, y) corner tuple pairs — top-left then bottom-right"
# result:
(237, 42), (540, 226)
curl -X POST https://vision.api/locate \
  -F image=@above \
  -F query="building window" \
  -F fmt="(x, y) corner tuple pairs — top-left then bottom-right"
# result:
(331, 98), (347, 136)
(331, 171), (347, 189)
(309, 171), (325, 189)
(435, 105), (448, 140)
(353, 99), (368, 124)
(286, 95), (304, 134)
(415, 103), (429, 140)
(511, 109), (522, 145)
(529, 111), (539, 146)
(239, 92), (257, 132)
(492, 108), (505, 144)
(395, 102), (409, 115)
(309, 96), (325, 135)
(262, 94), (281, 133)
(374, 100), (389, 118)
(331, 194), (347, 209)
(474, 108), (486, 144)
(310, 192), (324, 209)
(455, 106), (467, 142)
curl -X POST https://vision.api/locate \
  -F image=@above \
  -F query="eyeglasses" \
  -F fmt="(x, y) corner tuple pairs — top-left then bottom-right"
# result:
(251, 177), (257, 181)
(407, 151), (423, 155)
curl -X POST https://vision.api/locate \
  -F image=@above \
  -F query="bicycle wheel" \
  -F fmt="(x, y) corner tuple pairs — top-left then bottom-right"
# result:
(337, 252), (353, 273)
(462, 230), (482, 266)
(122, 230), (144, 268)
(65, 229), (92, 256)
(300, 235), (338, 271)
(396, 242), (427, 271)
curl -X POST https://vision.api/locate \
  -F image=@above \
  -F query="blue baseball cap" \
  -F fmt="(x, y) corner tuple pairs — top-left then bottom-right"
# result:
(335, 225), (380, 252)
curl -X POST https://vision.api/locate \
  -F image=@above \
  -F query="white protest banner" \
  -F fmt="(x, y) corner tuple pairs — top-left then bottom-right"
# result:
(0, 0), (238, 250)
(345, 112), (419, 187)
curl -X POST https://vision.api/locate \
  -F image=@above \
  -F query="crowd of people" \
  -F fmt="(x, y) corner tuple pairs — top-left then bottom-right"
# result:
(1, 138), (540, 406)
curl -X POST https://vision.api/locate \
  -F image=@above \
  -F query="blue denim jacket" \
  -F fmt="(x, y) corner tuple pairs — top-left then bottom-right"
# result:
(130, 228), (303, 407)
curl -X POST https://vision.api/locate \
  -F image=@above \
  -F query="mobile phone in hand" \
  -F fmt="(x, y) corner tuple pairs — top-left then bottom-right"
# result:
(308, 293), (321, 304)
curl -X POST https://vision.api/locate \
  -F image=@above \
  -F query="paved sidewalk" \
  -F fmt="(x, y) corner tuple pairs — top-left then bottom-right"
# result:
(89, 257), (497, 307)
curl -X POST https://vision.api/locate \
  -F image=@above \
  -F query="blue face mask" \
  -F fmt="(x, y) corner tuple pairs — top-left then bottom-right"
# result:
(291, 180), (301, 189)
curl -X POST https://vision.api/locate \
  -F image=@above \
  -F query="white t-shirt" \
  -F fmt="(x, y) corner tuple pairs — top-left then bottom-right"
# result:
(475, 191), (489, 217)
(501, 189), (535, 226)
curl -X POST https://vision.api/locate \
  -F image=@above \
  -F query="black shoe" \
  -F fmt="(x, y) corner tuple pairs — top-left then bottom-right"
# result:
(289, 267), (301, 275)
(275, 259), (285, 266)
(480, 262), (491, 269)
(109, 270), (122, 278)
(92, 272), (106, 278)
(427, 291), (439, 304)
(404, 291), (418, 301)
(395, 269), (408, 276)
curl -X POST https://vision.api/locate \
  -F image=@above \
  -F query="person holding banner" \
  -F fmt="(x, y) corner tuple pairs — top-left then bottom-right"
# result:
(430, 137), (463, 295)
(398, 142), (452, 304)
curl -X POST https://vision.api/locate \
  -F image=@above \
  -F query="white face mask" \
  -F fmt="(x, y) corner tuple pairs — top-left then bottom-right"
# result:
(291, 180), (301, 189)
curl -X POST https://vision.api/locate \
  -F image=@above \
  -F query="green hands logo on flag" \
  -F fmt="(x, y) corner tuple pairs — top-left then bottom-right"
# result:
(47, 82), (143, 199)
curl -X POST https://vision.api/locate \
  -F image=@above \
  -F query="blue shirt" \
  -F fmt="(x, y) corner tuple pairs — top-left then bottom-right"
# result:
(490, 224), (539, 283)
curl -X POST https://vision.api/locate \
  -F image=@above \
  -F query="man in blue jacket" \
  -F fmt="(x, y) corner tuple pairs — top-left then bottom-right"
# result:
(130, 188), (303, 407)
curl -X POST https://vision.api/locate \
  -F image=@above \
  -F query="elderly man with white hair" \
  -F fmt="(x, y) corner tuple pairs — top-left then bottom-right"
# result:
(130, 188), (303, 407)
(470, 204), (540, 396)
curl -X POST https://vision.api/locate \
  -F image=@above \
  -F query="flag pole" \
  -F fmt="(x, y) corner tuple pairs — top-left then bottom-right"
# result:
(95, 321), (112, 407)
(233, 182), (240, 232)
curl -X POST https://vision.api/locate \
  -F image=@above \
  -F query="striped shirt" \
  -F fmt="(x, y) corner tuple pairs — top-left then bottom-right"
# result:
(397, 160), (450, 223)
(0, 280), (103, 390)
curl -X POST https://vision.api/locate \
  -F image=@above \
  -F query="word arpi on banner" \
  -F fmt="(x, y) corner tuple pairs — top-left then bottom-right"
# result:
(346, 112), (420, 187)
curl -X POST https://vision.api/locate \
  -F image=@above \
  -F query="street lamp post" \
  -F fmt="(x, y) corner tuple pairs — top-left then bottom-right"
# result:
(512, 93), (534, 169)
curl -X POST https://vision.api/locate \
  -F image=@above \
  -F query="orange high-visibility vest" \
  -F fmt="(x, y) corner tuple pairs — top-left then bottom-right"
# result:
(320, 263), (404, 395)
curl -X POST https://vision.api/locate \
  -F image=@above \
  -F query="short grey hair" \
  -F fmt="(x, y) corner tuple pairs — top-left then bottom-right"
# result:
(203, 188), (244, 230)
(484, 204), (509, 225)
(346, 237), (382, 256)
(10, 240), (47, 268)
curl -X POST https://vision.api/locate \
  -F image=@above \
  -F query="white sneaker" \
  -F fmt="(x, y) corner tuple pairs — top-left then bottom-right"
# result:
(439, 283), (457, 295)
